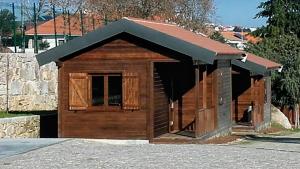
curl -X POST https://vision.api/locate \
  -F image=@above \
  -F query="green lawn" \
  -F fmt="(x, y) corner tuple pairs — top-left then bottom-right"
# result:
(0, 112), (32, 118)
(267, 122), (300, 136)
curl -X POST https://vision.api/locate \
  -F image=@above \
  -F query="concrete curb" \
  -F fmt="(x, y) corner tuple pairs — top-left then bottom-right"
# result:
(84, 139), (149, 145)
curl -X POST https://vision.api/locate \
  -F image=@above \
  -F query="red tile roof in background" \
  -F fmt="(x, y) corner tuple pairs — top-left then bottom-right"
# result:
(220, 31), (261, 44)
(25, 15), (103, 36)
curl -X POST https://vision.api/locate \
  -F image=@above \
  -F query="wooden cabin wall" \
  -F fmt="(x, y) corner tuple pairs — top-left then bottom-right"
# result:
(58, 34), (178, 139)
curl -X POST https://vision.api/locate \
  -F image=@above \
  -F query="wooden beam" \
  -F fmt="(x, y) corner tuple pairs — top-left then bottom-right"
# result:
(195, 65), (201, 137)
(58, 64), (63, 137)
(148, 61), (154, 141)
(250, 77), (256, 126)
(203, 66), (207, 109)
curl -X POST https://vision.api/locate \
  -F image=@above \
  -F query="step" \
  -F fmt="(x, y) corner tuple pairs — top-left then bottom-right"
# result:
(231, 131), (258, 136)
(232, 125), (255, 130)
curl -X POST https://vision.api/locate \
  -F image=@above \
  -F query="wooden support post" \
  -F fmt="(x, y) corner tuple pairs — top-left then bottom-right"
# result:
(203, 66), (207, 109)
(250, 77), (256, 126)
(148, 62), (154, 140)
(195, 64), (201, 137)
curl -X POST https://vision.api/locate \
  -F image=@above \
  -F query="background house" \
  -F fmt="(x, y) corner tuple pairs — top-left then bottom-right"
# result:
(220, 31), (260, 50)
(25, 15), (103, 53)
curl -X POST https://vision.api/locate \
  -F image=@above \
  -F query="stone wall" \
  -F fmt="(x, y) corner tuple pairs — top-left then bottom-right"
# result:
(0, 115), (40, 138)
(0, 53), (58, 111)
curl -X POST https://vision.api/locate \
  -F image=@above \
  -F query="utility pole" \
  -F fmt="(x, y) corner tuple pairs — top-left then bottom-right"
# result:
(80, 9), (84, 36)
(92, 16), (95, 31)
(12, 3), (17, 53)
(67, 10), (71, 41)
(21, 0), (25, 53)
(33, 3), (38, 54)
(6, 55), (9, 114)
(53, 5), (57, 47)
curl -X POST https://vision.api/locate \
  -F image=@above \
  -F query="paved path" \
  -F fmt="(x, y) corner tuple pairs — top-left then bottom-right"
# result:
(0, 135), (299, 169)
(0, 138), (67, 159)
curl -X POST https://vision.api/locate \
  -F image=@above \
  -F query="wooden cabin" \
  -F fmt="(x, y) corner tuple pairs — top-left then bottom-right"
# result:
(36, 17), (281, 141)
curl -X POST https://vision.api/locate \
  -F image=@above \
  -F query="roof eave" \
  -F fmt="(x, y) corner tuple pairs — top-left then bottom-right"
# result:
(215, 53), (243, 60)
(232, 59), (268, 75)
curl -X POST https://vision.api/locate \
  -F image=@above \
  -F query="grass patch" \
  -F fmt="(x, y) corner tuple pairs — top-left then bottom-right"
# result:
(291, 128), (300, 132)
(271, 122), (286, 130)
(262, 122), (300, 136)
(0, 111), (33, 118)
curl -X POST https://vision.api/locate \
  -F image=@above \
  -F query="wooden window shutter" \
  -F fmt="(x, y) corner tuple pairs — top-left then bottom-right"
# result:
(69, 73), (88, 110)
(123, 72), (140, 110)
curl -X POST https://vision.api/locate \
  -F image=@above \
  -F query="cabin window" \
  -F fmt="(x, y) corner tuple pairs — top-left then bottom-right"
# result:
(108, 76), (122, 106)
(92, 76), (104, 106)
(68, 72), (139, 111)
(58, 40), (65, 46)
(90, 74), (122, 107)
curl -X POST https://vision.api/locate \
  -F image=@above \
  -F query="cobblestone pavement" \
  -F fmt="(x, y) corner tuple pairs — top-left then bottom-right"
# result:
(0, 136), (300, 169)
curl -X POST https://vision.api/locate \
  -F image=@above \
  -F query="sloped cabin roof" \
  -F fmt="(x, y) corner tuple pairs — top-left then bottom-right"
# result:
(36, 17), (281, 74)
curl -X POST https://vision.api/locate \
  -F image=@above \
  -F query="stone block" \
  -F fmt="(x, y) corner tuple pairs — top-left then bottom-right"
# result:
(0, 84), (6, 95)
(10, 80), (23, 95)
(0, 115), (40, 138)
(40, 81), (49, 95)
(23, 81), (40, 95)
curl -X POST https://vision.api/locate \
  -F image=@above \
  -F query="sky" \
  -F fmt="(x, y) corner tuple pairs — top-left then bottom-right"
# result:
(214, 0), (267, 28)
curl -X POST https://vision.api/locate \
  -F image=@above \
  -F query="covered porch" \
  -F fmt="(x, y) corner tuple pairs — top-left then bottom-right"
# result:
(150, 59), (230, 140)
(231, 65), (271, 131)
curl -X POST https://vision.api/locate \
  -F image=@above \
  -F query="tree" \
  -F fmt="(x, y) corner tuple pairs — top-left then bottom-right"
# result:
(209, 31), (226, 43)
(39, 40), (50, 50)
(246, 34), (300, 127)
(254, 0), (300, 38)
(0, 9), (15, 46)
(84, 0), (215, 33)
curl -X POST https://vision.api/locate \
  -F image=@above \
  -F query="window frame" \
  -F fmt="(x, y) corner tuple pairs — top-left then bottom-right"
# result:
(87, 73), (123, 111)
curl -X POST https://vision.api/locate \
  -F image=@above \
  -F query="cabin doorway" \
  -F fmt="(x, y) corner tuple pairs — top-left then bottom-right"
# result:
(231, 67), (265, 129)
(152, 62), (196, 138)
(153, 63), (170, 137)
(231, 70), (253, 126)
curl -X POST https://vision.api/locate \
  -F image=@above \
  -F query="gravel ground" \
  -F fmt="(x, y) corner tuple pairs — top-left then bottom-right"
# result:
(0, 138), (300, 169)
